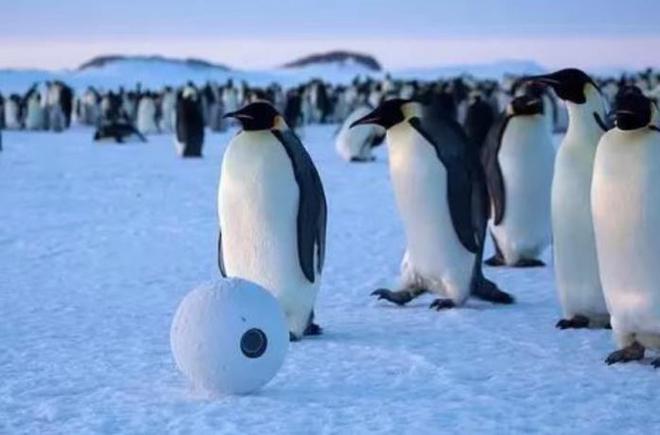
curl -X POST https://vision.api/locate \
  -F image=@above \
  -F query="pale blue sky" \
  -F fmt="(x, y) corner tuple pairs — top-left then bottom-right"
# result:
(2, 0), (659, 69)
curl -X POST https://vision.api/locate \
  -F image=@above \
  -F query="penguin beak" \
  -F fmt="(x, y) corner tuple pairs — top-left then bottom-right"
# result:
(523, 74), (562, 87)
(223, 110), (254, 121)
(349, 109), (383, 128)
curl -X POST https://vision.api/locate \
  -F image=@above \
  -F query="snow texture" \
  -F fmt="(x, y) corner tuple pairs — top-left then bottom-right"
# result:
(2, 127), (660, 434)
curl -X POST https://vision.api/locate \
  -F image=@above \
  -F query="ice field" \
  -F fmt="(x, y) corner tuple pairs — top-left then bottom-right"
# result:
(2, 126), (660, 434)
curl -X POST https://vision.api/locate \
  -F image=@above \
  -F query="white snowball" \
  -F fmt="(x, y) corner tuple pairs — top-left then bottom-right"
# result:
(170, 278), (289, 395)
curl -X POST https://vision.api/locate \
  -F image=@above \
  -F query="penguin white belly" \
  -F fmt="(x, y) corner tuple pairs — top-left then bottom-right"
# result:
(552, 137), (607, 320)
(5, 101), (20, 129)
(219, 131), (318, 336)
(160, 96), (176, 132)
(490, 117), (554, 263)
(592, 130), (660, 348)
(335, 107), (376, 161)
(25, 100), (45, 130)
(137, 100), (158, 134)
(387, 123), (474, 303)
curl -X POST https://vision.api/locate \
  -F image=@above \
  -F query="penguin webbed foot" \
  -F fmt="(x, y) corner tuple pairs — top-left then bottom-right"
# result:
(513, 258), (546, 268)
(289, 332), (301, 342)
(651, 358), (660, 369)
(371, 288), (417, 306)
(605, 342), (645, 365)
(555, 315), (590, 330)
(484, 255), (505, 267)
(429, 298), (455, 311)
(471, 278), (514, 304)
(304, 322), (323, 336)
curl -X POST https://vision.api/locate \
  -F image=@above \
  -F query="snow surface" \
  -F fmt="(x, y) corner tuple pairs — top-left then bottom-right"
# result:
(2, 126), (660, 434)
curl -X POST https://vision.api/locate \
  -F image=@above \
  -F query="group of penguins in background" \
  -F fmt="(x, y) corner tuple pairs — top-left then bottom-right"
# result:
(3, 67), (659, 159)
(4, 67), (660, 367)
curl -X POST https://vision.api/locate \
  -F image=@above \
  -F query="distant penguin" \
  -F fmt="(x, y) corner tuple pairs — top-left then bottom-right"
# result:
(24, 89), (46, 130)
(284, 89), (303, 131)
(159, 87), (177, 132)
(335, 105), (385, 162)
(93, 121), (146, 144)
(136, 94), (159, 135)
(222, 81), (239, 113)
(527, 68), (610, 329)
(463, 92), (496, 149)
(78, 87), (101, 126)
(0, 93), (5, 130)
(219, 101), (327, 340)
(351, 99), (514, 309)
(482, 94), (555, 267)
(4, 95), (22, 129)
(175, 87), (205, 157)
(46, 82), (66, 132)
(592, 91), (660, 366)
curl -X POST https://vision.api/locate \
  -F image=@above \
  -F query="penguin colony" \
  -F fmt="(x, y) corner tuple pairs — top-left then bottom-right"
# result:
(5, 68), (660, 367)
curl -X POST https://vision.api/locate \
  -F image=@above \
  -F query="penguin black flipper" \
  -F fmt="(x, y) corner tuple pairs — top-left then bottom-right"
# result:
(217, 229), (227, 277)
(409, 115), (479, 253)
(481, 113), (509, 225)
(272, 129), (327, 283)
(593, 112), (612, 132)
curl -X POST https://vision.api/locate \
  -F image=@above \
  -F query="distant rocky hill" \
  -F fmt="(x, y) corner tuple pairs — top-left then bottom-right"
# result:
(77, 55), (232, 71)
(282, 51), (382, 72)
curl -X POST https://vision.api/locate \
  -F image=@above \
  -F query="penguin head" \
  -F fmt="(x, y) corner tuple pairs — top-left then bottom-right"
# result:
(223, 101), (286, 131)
(508, 95), (544, 116)
(614, 91), (654, 131)
(524, 68), (599, 104)
(349, 98), (418, 130)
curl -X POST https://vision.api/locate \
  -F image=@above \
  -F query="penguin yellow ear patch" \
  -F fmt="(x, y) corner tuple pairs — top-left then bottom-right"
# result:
(273, 115), (288, 130)
(401, 102), (421, 120)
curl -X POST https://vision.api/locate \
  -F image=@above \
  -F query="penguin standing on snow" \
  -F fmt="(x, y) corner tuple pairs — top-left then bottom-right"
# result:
(218, 101), (327, 341)
(335, 105), (385, 162)
(136, 93), (159, 135)
(159, 87), (177, 132)
(175, 87), (205, 157)
(24, 86), (46, 131)
(351, 99), (514, 309)
(4, 95), (23, 129)
(592, 91), (660, 366)
(525, 68), (610, 329)
(482, 94), (555, 267)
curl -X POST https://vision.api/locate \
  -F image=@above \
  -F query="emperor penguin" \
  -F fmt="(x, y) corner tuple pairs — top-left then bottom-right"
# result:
(526, 68), (610, 329)
(463, 92), (496, 149)
(592, 91), (660, 366)
(24, 88), (46, 131)
(351, 99), (514, 309)
(46, 82), (66, 132)
(4, 95), (22, 129)
(175, 86), (205, 157)
(218, 101), (327, 341)
(482, 94), (555, 267)
(335, 105), (385, 162)
(136, 94), (159, 135)
(93, 121), (147, 144)
(159, 87), (177, 132)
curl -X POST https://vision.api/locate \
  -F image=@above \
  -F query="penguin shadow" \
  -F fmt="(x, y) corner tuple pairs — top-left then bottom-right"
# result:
(368, 294), (516, 312)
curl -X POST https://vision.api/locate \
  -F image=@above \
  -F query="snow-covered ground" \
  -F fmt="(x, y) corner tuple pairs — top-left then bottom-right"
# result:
(1, 126), (659, 434)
